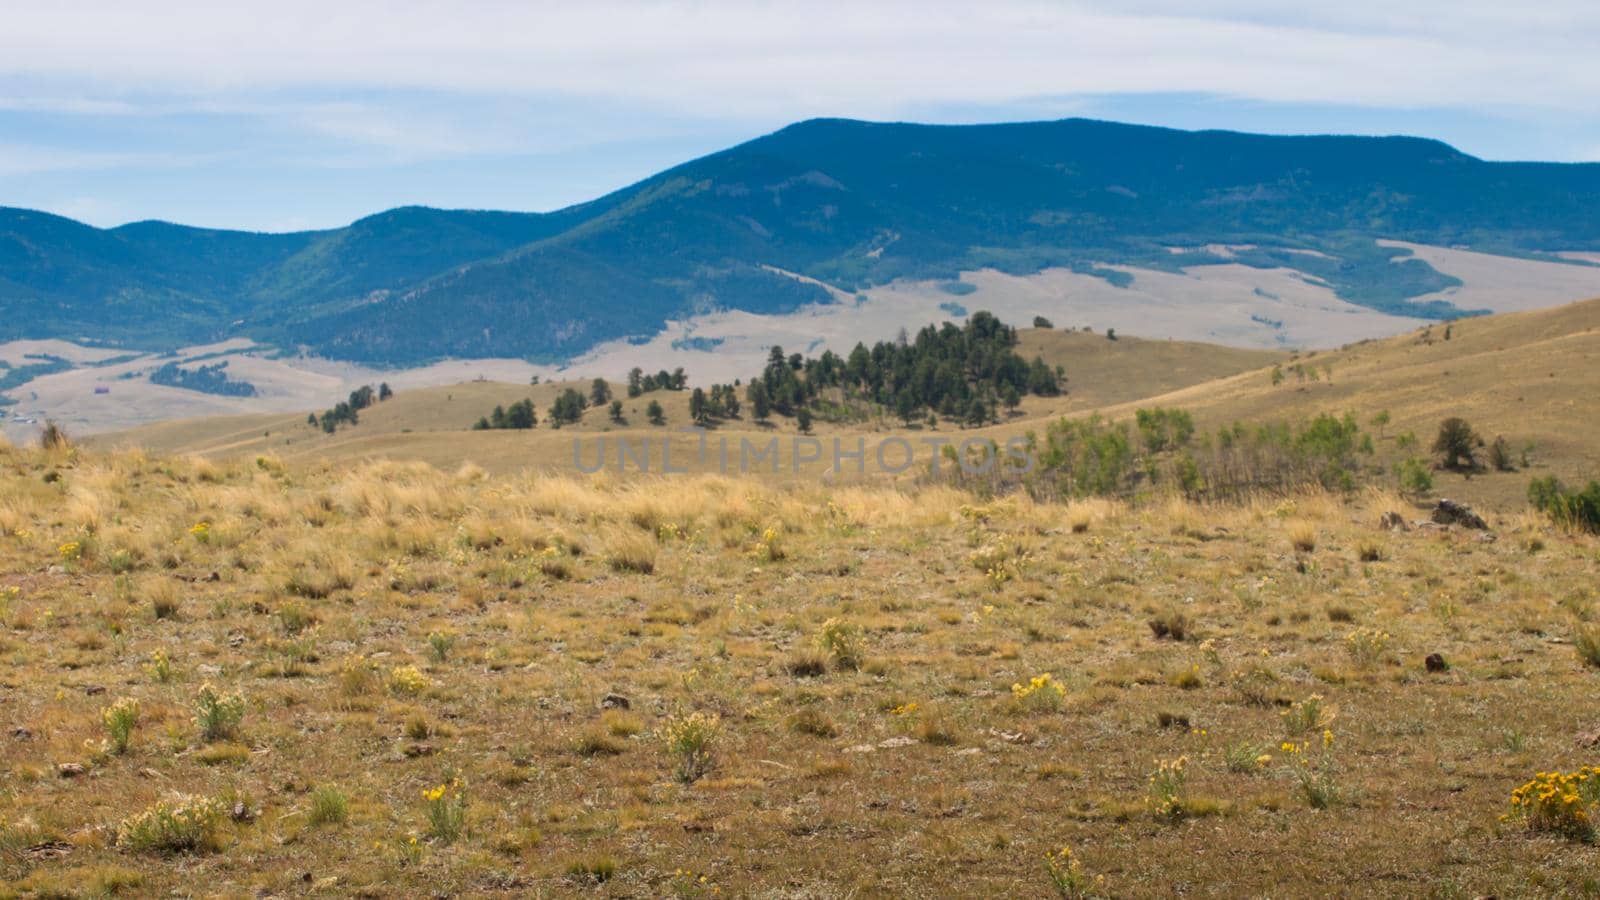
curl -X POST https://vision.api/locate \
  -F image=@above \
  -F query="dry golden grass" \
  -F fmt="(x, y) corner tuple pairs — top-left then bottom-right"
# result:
(2, 441), (1598, 895)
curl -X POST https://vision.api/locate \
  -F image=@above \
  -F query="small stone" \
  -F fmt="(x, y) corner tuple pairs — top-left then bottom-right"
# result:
(11, 727), (33, 740)
(57, 762), (87, 778)
(404, 743), (437, 758)
(1379, 511), (1409, 531)
(84, 685), (106, 696)
(843, 744), (876, 754)
(599, 693), (631, 711)
(232, 802), (255, 822)
(877, 736), (916, 749)
(1424, 653), (1449, 673)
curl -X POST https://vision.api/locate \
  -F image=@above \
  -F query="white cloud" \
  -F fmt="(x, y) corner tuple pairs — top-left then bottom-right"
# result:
(0, 1), (1592, 119)
(0, 143), (209, 177)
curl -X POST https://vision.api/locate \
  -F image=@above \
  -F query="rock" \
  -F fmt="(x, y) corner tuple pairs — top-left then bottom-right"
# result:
(11, 727), (33, 740)
(1432, 499), (1487, 530)
(1379, 511), (1409, 531)
(83, 684), (106, 696)
(403, 743), (437, 758)
(987, 728), (1031, 744)
(232, 802), (256, 822)
(25, 841), (72, 860)
(1424, 653), (1449, 673)
(599, 693), (630, 711)
(876, 736), (917, 749)
(843, 744), (876, 754)
(1577, 726), (1600, 749)
(57, 762), (87, 778)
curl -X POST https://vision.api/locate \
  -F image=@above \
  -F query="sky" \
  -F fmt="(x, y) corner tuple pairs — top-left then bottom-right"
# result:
(1, 0), (1596, 232)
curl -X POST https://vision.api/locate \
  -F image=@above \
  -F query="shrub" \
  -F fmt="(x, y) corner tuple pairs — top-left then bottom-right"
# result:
(1286, 520), (1316, 553)
(1575, 625), (1600, 669)
(817, 618), (864, 670)
(116, 796), (226, 854)
(426, 631), (455, 664)
(789, 707), (839, 738)
(604, 533), (656, 574)
(338, 656), (380, 696)
(1011, 672), (1066, 712)
(1147, 609), (1190, 641)
(1396, 457), (1434, 496)
(663, 711), (719, 783)
(1529, 476), (1600, 533)
(1489, 436), (1516, 471)
(307, 784), (350, 826)
(566, 856), (617, 885)
(784, 650), (828, 678)
(1344, 628), (1391, 668)
(387, 666), (430, 697)
(102, 697), (140, 754)
(193, 683), (245, 742)
(1504, 767), (1600, 839)
(1281, 694), (1331, 735)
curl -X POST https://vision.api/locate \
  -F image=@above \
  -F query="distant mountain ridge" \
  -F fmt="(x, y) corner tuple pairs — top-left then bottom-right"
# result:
(4, 117), (1600, 365)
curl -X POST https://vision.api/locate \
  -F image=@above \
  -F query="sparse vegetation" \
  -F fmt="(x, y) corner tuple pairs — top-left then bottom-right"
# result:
(0, 442), (1595, 893)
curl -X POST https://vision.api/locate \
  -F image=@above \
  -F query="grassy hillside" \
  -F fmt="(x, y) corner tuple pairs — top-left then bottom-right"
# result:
(1079, 297), (1600, 509)
(89, 300), (1600, 515)
(0, 446), (1597, 895)
(94, 330), (1286, 471)
(8, 118), (1600, 363)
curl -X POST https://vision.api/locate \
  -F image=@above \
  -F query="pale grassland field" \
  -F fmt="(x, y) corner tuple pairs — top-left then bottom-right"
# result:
(1, 437), (1599, 897)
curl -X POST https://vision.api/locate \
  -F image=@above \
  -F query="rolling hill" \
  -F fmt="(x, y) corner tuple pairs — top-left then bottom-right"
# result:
(7, 118), (1600, 365)
(92, 297), (1600, 512)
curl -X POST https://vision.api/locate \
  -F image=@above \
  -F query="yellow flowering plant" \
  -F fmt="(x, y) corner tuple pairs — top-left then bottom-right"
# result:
(102, 697), (140, 754)
(117, 795), (227, 854)
(1011, 672), (1066, 713)
(1045, 845), (1105, 898)
(1344, 628), (1391, 667)
(1280, 728), (1340, 809)
(422, 778), (468, 843)
(1147, 755), (1190, 821)
(1504, 767), (1600, 839)
(663, 711), (720, 783)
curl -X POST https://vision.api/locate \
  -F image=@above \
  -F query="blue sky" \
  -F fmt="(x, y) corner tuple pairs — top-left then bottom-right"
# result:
(2, 1), (1595, 232)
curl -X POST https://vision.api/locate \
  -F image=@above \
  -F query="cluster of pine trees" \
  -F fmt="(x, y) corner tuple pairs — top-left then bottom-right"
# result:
(309, 383), (392, 433)
(745, 311), (1062, 428)
(626, 368), (687, 397)
(465, 312), (1062, 434)
(689, 383), (741, 424)
(473, 398), (537, 430)
(150, 360), (257, 397)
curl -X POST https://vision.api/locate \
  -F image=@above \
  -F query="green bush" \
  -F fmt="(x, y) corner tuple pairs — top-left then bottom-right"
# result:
(1529, 476), (1600, 533)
